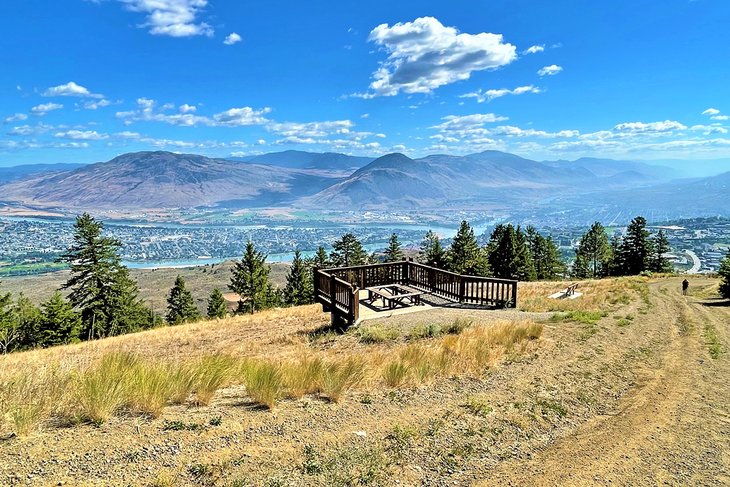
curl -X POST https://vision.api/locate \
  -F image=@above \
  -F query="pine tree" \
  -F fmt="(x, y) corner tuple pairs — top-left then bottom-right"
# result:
(486, 224), (535, 280)
(0, 288), (19, 354)
(311, 246), (330, 269)
(37, 292), (81, 348)
(651, 230), (673, 273)
(330, 233), (368, 267)
(619, 216), (653, 275)
(448, 221), (490, 276)
(608, 234), (623, 276)
(207, 288), (228, 319)
(283, 250), (314, 306)
(166, 275), (200, 324)
(573, 222), (612, 278)
(230, 241), (272, 314)
(59, 213), (153, 339)
(718, 250), (730, 299)
(13, 293), (41, 350)
(419, 230), (447, 268)
(383, 233), (404, 262)
(526, 227), (565, 280)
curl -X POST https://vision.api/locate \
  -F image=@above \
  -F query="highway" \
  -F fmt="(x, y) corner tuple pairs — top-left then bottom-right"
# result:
(685, 250), (702, 274)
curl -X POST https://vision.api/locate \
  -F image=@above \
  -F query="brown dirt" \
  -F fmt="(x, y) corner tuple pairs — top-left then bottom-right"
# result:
(0, 276), (728, 486)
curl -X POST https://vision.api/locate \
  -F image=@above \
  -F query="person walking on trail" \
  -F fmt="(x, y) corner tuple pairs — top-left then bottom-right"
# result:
(682, 278), (689, 296)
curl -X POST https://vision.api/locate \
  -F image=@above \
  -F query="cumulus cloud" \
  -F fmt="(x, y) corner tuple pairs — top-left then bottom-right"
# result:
(360, 17), (517, 97)
(7, 125), (34, 136)
(537, 64), (563, 76)
(223, 32), (242, 45)
(212, 106), (272, 126)
(118, 0), (213, 37)
(54, 130), (109, 140)
(43, 81), (103, 98)
(31, 103), (63, 115)
(431, 113), (508, 131)
(460, 85), (541, 103)
(613, 120), (686, 134)
(712, 115), (729, 121)
(702, 108), (720, 116)
(522, 45), (544, 55)
(3, 113), (28, 123)
(116, 98), (270, 127)
(83, 99), (113, 110)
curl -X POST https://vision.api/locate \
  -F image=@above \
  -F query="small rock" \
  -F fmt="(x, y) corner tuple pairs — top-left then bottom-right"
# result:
(354, 431), (367, 437)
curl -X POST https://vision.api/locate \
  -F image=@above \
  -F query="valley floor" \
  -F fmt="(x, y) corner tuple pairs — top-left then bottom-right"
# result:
(0, 276), (728, 486)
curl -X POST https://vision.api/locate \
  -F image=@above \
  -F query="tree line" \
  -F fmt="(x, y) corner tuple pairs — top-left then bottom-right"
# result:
(0, 213), (686, 354)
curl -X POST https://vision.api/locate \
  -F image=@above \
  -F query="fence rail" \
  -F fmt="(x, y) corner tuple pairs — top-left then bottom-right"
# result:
(314, 260), (517, 325)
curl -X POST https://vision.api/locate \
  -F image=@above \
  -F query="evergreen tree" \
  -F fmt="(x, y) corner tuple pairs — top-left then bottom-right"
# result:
(419, 230), (447, 268)
(486, 224), (535, 280)
(283, 250), (314, 306)
(0, 288), (19, 354)
(13, 293), (41, 349)
(59, 213), (152, 338)
(383, 233), (404, 262)
(311, 246), (330, 269)
(37, 292), (81, 348)
(448, 221), (490, 276)
(526, 227), (565, 280)
(330, 233), (368, 267)
(650, 230), (673, 273)
(573, 222), (613, 278)
(608, 234), (623, 276)
(619, 216), (653, 275)
(718, 250), (730, 299)
(230, 241), (272, 314)
(207, 288), (228, 319)
(166, 275), (200, 324)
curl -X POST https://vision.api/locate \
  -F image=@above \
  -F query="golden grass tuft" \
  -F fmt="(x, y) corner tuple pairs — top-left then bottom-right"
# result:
(244, 361), (284, 409)
(517, 277), (645, 313)
(319, 358), (366, 403)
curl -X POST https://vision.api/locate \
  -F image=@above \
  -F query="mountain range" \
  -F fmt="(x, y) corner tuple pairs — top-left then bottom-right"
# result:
(0, 150), (727, 216)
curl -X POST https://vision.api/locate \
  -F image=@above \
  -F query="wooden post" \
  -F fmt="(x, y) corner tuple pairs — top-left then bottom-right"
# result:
(351, 286), (359, 324)
(458, 276), (466, 303)
(511, 282), (518, 308)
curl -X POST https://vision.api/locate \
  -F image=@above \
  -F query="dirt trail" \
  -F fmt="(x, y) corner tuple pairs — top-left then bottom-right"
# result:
(480, 278), (730, 486)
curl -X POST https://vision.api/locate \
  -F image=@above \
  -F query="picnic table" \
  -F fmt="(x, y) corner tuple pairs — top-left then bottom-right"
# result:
(364, 284), (425, 309)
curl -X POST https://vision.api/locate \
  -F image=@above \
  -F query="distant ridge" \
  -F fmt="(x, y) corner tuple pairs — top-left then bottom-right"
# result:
(0, 149), (725, 215)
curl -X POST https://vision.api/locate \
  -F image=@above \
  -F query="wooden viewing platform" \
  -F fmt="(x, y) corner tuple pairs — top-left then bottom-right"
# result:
(314, 260), (518, 326)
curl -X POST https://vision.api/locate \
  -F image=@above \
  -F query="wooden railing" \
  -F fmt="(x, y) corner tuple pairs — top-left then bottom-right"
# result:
(314, 260), (518, 326)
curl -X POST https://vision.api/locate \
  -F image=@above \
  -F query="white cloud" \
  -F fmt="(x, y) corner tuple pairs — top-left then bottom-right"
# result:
(54, 130), (109, 140)
(115, 131), (142, 139)
(43, 81), (103, 98)
(268, 120), (354, 137)
(3, 113), (28, 123)
(30, 103), (63, 115)
(711, 115), (729, 121)
(223, 32), (242, 45)
(522, 45), (544, 55)
(431, 113), (508, 131)
(537, 64), (563, 76)
(613, 120), (686, 134)
(361, 17), (517, 97)
(702, 108), (720, 116)
(179, 103), (197, 113)
(255, 139), (267, 145)
(360, 113), (370, 119)
(690, 124), (728, 135)
(460, 85), (541, 103)
(118, 0), (213, 37)
(7, 125), (34, 136)
(83, 99), (113, 110)
(116, 98), (270, 127)
(212, 106), (271, 126)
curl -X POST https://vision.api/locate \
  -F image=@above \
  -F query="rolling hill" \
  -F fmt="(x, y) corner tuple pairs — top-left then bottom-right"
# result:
(228, 150), (373, 172)
(0, 151), (341, 209)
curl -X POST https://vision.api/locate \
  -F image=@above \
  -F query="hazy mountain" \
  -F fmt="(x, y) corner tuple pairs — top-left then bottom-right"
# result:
(0, 163), (85, 183)
(304, 150), (672, 209)
(228, 150), (373, 172)
(543, 157), (681, 181)
(0, 151), (341, 209)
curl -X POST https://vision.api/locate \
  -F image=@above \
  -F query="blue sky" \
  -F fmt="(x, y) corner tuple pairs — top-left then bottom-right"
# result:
(1, 0), (729, 167)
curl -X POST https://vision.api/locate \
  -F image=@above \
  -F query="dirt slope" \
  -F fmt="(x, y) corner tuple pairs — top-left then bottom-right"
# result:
(481, 278), (730, 486)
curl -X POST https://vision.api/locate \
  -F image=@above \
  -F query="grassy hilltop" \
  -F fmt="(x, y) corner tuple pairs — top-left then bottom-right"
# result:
(0, 275), (728, 485)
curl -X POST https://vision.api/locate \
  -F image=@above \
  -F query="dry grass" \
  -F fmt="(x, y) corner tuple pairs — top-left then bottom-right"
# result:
(517, 277), (646, 313)
(0, 301), (543, 436)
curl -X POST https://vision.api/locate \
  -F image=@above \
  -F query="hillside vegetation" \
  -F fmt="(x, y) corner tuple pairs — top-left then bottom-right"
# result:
(2, 275), (727, 485)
